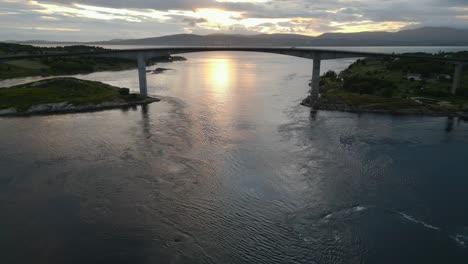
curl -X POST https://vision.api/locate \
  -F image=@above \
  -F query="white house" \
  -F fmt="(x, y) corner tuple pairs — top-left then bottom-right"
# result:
(437, 74), (452, 80)
(406, 73), (423, 81)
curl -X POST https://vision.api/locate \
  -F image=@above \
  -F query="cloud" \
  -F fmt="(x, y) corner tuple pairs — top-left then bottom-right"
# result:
(37, 0), (217, 10)
(182, 17), (208, 27)
(0, 0), (467, 41)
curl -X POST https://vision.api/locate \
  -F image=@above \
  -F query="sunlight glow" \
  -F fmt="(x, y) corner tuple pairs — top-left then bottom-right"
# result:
(172, 8), (244, 30)
(208, 58), (231, 95)
(330, 21), (418, 33)
(177, 8), (312, 34)
(23, 0), (421, 36)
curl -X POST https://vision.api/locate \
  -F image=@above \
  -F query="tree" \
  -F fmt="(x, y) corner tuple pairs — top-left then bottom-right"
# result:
(343, 75), (397, 97)
(323, 70), (337, 79)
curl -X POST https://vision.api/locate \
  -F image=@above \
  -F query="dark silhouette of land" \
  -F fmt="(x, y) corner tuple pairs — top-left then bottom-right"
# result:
(0, 43), (186, 80)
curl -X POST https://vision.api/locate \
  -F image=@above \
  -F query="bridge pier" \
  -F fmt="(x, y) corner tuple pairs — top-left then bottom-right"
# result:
(310, 54), (321, 106)
(451, 63), (464, 95)
(137, 53), (148, 96)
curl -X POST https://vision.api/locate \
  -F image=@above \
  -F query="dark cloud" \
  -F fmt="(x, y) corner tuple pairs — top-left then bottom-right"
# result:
(182, 17), (207, 27)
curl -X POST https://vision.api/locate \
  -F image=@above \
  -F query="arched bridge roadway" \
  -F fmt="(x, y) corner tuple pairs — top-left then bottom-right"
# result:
(0, 47), (467, 100)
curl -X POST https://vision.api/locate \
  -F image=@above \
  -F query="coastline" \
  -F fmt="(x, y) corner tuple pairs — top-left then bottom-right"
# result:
(302, 53), (468, 118)
(301, 95), (468, 118)
(0, 97), (160, 117)
(0, 77), (163, 117)
(0, 97), (161, 117)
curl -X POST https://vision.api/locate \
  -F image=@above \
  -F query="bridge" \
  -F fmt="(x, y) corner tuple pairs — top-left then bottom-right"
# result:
(1, 47), (467, 103)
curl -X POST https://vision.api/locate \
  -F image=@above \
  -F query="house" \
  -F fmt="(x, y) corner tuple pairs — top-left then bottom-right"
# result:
(406, 73), (423, 81)
(437, 74), (452, 80)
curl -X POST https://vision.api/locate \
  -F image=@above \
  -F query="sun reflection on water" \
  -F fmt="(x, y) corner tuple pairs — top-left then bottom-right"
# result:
(207, 58), (231, 96)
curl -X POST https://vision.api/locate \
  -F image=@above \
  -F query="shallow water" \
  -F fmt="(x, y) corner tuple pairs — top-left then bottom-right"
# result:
(1, 51), (468, 263)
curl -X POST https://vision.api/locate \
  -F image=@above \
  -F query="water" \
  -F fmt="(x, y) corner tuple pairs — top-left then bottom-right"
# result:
(1, 50), (468, 263)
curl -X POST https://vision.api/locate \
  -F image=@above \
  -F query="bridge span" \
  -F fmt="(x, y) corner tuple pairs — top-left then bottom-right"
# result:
(1, 47), (467, 103)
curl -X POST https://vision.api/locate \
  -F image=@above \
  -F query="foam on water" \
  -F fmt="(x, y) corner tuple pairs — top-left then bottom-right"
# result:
(396, 212), (441, 231)
(323, 205), (369, 220)
(452, 235), (467, 248)
(353, 206), (367, 212)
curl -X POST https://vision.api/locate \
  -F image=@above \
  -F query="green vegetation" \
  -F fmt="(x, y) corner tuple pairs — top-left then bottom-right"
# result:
(322, 89), (462, 113)
(0, 43), (186, 80)
(0, 78), (147, 112)
(317, 52), (468, 114)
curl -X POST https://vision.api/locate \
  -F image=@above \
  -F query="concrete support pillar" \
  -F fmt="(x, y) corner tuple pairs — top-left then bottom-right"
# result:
(137, 53), (148, 96)
(311, 54), (321, 101)
(451, 63), (463, 95)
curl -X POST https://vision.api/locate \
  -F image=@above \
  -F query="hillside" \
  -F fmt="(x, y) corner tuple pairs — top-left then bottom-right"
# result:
(82, 27), (468, 46)
(317, 27), (468, 46)
(0, 43), (185, 80)
(0, 78), (158, 116)
(307, 52), (468, 116)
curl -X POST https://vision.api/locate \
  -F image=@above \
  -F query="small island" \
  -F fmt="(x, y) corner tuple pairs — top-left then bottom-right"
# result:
(304, 52), (468, 117)
(0, 78), (159, 116)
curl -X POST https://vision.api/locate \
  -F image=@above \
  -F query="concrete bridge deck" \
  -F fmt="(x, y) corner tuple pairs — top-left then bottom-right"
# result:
(1, 46), (468, 63)
(0, 46), (466, 100)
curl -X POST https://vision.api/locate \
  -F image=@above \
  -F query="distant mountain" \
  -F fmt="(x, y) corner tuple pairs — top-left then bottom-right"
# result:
(10, 27), (468, 46)
(91, 33), (319, 46)
(9, 40), (83, 45)
(317, 27), (468, 46)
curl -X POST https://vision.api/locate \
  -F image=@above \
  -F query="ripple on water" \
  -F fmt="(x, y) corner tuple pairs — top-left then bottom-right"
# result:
(2, 52), (468, 263)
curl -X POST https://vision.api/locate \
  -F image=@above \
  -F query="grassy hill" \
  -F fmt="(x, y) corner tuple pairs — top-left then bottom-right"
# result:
(0, 78), (149, 112)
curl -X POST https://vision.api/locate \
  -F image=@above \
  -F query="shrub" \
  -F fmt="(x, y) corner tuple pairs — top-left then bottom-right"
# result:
(324, 70), (338, 79)
(118, 88), (130, 95)
(343, 76), (397, 96)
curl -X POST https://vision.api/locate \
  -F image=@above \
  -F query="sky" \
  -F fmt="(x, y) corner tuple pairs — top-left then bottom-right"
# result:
(0, 0), (467, 41)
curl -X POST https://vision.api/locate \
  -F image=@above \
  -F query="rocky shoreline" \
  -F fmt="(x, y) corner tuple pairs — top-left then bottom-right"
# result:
(301, 95), (468, 118)
(0, 97), (160, 117)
